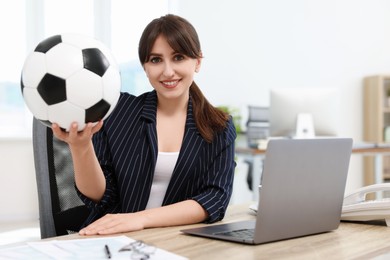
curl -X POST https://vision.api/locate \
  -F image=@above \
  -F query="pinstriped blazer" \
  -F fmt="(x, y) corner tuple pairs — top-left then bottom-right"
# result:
(78, 90), (237, 226)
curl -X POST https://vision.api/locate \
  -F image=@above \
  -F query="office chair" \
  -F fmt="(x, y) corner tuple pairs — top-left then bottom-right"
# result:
(32, 117), (90, 238)
(244, 106), (270, 191)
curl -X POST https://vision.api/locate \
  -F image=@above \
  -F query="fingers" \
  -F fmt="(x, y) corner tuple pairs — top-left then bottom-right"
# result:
(92, 120), (104, 134)
(51, 121), (103, 144)
(79, 213), (144, 236)
(79, 214), (118, 235)
(68, 122), (80, 139)
(51, 123), (67, 141)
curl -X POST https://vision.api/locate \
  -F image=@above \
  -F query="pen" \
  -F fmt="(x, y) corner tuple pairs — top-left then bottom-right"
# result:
(104, 244), (111, 259)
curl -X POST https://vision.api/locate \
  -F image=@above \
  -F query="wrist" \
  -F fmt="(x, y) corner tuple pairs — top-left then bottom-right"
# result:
(69, 141), (94, 157)
(137, 210), (155, 229)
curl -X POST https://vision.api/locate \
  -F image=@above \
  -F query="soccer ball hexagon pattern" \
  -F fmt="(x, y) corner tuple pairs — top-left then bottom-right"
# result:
(21, 34), (121, 131)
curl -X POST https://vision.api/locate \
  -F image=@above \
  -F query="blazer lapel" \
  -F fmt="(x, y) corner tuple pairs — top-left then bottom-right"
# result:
(141, 91), (158, 168)
(164, 98), (206, 203)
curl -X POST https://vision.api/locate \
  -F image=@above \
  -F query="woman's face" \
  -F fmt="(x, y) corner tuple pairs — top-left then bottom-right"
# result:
(143, 35), (201, 101)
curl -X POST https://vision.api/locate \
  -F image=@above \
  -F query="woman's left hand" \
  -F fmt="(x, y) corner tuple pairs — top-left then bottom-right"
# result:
(52, 120), (103, 150)
(79, 213), (146, 235)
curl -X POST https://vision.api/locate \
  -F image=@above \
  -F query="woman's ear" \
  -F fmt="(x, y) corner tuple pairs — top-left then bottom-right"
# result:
(143, 65), (149, 78)
(195, 56), (202, 73)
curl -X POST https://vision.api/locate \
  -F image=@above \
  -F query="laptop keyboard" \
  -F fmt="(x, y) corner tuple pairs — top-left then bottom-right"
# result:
(214, 228), (255, 240)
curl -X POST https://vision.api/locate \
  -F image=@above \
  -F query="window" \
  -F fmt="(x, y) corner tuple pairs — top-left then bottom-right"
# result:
(0, 0), (169, 138)
(44, 0), (94, 37)
(0, 0), (28, 138)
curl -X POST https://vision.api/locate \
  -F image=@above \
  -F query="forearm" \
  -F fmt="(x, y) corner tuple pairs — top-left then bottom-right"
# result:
(140, 200), (208, 228)
(70, 141), (106, 202)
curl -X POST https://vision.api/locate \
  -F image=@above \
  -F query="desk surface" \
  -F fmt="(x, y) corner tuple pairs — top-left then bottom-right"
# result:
(55, 203), (390, 260)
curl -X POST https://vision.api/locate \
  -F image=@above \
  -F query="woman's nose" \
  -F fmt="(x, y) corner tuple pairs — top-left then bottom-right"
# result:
(162, 62), (174, 77)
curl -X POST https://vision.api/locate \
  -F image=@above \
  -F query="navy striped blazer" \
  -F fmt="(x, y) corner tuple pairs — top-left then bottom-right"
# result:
(78, 90), (237, 225)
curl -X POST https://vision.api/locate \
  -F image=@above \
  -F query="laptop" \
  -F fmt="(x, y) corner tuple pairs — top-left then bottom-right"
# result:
(181, 138), (353, 245)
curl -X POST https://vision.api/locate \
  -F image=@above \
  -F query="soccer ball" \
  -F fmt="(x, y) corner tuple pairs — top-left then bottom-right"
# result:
(21, 34), (121, 131)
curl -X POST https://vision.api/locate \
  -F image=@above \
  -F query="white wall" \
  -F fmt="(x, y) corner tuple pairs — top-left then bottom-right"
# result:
(174, 0), (390, 195)
(176, 0), (390, 132)
(2, 0), (390, 221)
(0, 138), (38, 221)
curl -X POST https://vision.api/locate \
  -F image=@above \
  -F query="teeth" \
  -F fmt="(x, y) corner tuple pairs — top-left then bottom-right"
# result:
(163, 81), (177, 86)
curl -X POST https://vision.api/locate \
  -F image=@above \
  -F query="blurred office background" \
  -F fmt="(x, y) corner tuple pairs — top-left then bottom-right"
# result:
(1, 0), (390, 231)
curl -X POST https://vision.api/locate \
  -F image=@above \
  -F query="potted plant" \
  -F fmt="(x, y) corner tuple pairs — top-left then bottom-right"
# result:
(218, 106), (242, 133)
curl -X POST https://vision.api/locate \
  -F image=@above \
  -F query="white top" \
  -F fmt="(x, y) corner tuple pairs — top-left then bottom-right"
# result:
(145, 151), (179, 209)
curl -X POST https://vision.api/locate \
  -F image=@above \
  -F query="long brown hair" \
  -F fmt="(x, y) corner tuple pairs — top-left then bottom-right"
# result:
(138, 14), (229, 143)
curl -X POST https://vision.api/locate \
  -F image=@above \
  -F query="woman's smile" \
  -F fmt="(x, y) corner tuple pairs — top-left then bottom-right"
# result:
(161, 79), (180, 88)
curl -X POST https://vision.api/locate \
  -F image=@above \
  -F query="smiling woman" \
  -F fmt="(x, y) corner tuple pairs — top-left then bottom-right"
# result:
(49, 14), (236, 236)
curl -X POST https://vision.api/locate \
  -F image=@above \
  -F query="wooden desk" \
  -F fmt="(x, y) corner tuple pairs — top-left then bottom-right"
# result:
(54, 203), (390, 259)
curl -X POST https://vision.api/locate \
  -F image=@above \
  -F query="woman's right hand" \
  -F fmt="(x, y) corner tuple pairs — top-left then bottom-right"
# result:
(51, 120), (103, 150)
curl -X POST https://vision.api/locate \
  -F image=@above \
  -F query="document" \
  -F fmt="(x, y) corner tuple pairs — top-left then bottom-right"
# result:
(0, 235), (187, 259)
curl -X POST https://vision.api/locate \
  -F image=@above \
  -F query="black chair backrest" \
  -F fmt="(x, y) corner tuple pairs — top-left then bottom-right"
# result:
(32, 118), (90, 238)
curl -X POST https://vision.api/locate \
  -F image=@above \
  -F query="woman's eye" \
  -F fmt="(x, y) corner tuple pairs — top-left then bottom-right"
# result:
(174, 54), (185, 61)
(150, 57), (161, 63)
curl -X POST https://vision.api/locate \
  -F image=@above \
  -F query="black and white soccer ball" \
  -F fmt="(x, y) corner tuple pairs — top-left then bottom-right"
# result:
(21, 34), (121, 131)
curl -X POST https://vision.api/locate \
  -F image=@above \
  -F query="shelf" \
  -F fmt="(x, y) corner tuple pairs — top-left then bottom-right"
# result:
(364, 75), (390, 185)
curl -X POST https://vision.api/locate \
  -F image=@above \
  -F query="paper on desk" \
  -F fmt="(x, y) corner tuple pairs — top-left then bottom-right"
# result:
(0, 245), (52, 259)
(0, 235), (187, 260)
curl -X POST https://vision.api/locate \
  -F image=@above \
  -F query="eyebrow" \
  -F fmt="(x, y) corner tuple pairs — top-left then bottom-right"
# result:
(149, 51), (181, 57)
(149, 53), (162, 57)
